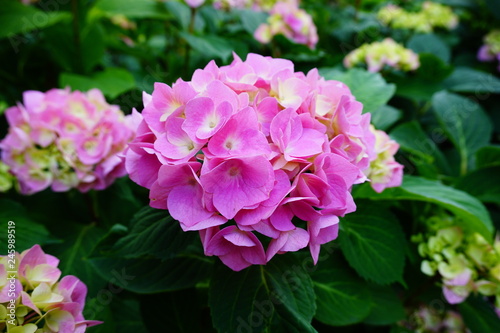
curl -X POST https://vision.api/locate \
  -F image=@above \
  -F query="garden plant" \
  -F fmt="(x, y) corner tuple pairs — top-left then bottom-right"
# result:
(1, 0), (500, 332)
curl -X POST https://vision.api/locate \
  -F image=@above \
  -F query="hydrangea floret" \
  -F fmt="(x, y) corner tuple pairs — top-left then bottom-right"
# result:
(254, 1), (318, 49)
(0, 88), (136, 195)
(378, 2), (458, 33)
(398, 305), (467, 333)
(413, 215), (500, 311)
(478, 30), (500, 71)
(0, 162), (13, 193)
(344, 38), (420, 73)
(125, 53), (403, 271)
(0, 244), (101, 332)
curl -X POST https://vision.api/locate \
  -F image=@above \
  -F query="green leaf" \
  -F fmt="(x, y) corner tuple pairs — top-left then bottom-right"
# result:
(407, 34), (451, 63)
(209, 256), (317, 333)
(476, 146), (500, 168)
(0, 0), (70, 39)
(339, 205), (406, 285)
(237, 9), (268, 35)
(109, 206), (193, 260)
(390, 121), (451, 175)
(0, 199), (57, 252)
(312, 256), (372, 326)
(370, 105), (402, 131)
(486, 0), (500, 21)
(432, 91), (493, 174)
(92, 178), (143, 228)
(59, 68), (136, 99)
(394, 54), (452, 100)
(51, 224), (107, 297)
(354, 176), (494, 241)
(458, 295), (500, 333)
(85, 296), (148, 333)
(443, 67), (500, 94)
(180, 32), (234, 62)
(363, 284), (405, 325)
(164, 0), (191, 29)
(320, 68), (396, 114)
(44, 22), (105, 73)
(88, 254), (212, 293)
(93, 0), (170, 19)
(456, 166), (500, 205)
(80, 23), (106, 73)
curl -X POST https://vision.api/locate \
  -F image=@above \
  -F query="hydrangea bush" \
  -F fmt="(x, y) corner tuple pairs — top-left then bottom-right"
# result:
(126, 53), (402, 271)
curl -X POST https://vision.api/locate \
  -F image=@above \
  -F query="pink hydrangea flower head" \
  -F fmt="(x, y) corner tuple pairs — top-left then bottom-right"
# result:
(0, 88), (137, 195)
(0, 244), (101, 331)
(125, 53), (403, 271)
(253, 1), (318, 49)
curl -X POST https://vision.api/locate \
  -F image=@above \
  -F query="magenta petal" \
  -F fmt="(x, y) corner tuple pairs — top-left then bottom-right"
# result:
(21, 291), (42, 315)
(19, 244), (52, 277)
(266, 233), (289, 261)
(219, 253), (253, 271)
(168, 184), (212, 227)
(281, 228), (310, 252)
(269, 205), (295, 231)
(56, 275), (87, 305)
(443, 286), (468, 304)
(201, 157), (274, 219)
(181, 214), (226, 231)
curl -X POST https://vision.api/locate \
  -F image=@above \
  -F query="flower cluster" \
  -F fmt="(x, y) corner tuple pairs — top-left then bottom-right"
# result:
(0, 162), (13, 193)
(126, 53), (403, 271)
(0, 88), (136, 195)
(364, 125), (404, 193)
(477, 30), (500, 71)
(0, 244), (100, 332)
(398, 305), (467, 333)
(378, 2), (458, 33)
(413, 215), (500, 310)
(344, 38), (420, 73)
(254, 1), (318, 49)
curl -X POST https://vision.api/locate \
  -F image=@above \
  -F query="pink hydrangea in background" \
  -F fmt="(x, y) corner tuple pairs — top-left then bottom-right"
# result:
(125, 53), (403, 271)
(364, 125), (404, 193)
(254, 1), (318, 49)
(213, 0), (296, 11)
(0, 88), (136, 195)
(184, 0), (205, 8)
(0, 244), (101, 332)
(478, 30), (500, 71)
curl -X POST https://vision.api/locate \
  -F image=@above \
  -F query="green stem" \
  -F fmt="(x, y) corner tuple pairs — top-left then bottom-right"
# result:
(460, 151), (468, 176)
